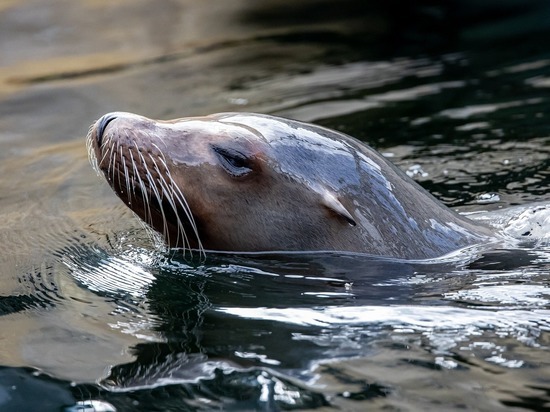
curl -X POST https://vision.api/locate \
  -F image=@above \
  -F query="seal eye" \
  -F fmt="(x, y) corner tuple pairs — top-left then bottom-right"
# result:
(212, 146), (253, 177)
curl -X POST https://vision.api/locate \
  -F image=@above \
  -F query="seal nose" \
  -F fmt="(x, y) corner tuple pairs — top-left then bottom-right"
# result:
(96, 113), (118, 146)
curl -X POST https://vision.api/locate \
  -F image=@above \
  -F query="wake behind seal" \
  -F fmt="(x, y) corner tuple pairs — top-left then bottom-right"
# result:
(87, 112), (496, 259)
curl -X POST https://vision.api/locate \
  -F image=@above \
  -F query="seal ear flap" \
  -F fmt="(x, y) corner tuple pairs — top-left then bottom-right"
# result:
(321, 191), (357, 226)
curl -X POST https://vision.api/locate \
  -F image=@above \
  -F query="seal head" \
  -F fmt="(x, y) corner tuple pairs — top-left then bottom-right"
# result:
(87, 112), (493, 259)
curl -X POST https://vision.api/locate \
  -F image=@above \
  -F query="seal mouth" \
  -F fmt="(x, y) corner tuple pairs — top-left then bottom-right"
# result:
(86, 114), (204, 256)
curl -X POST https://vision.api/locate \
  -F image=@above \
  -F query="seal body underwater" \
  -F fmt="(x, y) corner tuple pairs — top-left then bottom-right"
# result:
(87, 112), (495, 259)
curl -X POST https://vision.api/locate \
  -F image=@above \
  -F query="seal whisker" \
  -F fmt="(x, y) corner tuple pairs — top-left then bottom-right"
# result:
(117, 143), (124, 194)
(151, 142), (168, 164)
(155, 154), (204, 256)
(151, 140), (168, 152)
(103, 133), (114, 158)
(97, 144), (110, 172)
(123, 130), (135, 198)
(119, 143), (131, 201)
(171, 183), (205, 257)
(96, 131), (113, 176)
(139, 178), (153, 228)
(100, 133), (111, 151)
(128, 149), (138, 199)
(157, 176), (189, 252)
(85, 125), (99, 173)
(108, 143), (117, 184)
(144, 169), (172, 249)
(108, 140), (118, 186)
(133, 143), (154, 226)
(148, 154), (194, 254)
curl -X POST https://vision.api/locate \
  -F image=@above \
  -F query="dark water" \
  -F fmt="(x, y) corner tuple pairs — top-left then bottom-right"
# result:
(0, 1), (549, 411)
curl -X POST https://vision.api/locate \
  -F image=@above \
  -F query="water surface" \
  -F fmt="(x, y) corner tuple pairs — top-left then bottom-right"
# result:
(0, 1), (549, 411)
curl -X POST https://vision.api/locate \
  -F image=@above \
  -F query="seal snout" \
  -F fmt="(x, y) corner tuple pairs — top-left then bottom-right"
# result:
(96, 113), (118, 146)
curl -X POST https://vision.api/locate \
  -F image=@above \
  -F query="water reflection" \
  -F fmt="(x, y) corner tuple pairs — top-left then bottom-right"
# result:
(53, 243), (549, 389)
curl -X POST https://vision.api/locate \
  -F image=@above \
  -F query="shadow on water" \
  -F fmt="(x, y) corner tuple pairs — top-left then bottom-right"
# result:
(0, 0), (549, 411)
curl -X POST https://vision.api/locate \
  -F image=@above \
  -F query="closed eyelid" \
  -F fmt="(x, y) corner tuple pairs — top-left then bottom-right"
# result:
(211, 145), (254, 178)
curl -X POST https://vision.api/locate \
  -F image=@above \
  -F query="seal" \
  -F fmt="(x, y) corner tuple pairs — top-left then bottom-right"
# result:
(87, 112), (494, 259)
